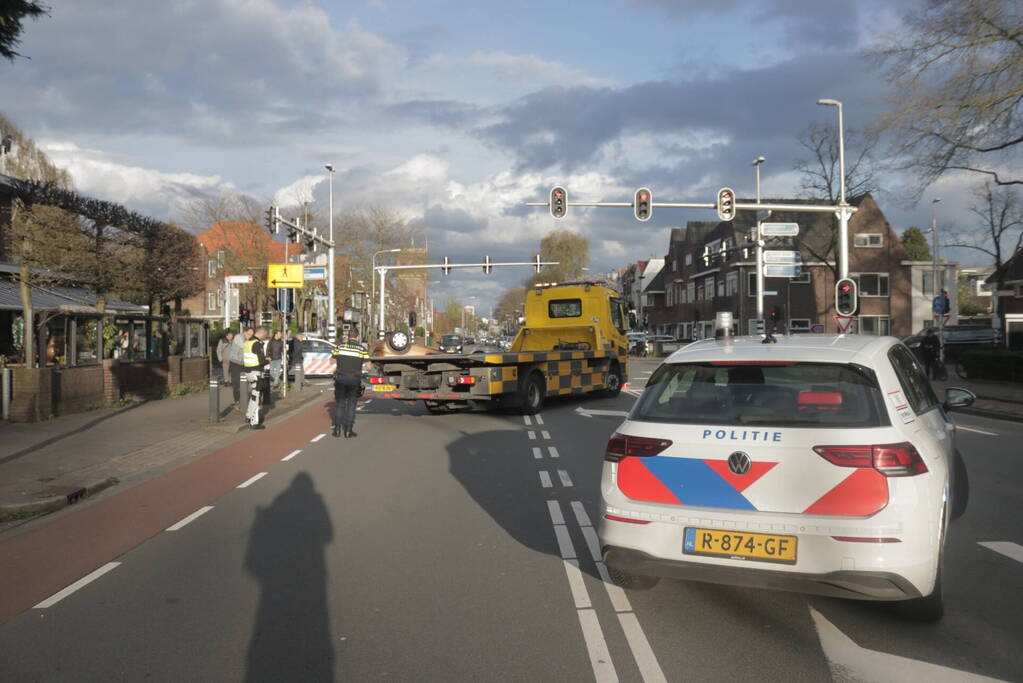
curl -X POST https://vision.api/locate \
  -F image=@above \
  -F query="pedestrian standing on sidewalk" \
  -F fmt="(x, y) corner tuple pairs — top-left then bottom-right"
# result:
(244, 327), (271, 429)
(230, 327), (253, 404)
(330, 333), (369, 438)
(217, 331), (234, 385)
(267, 330), (284, 388)
(288, 333), (306, 391)
(920, 328), (941, 380)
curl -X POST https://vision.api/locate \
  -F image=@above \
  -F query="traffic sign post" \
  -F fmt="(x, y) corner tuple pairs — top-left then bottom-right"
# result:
(834, 315), (855, 334)
(267, 263), (304, 289)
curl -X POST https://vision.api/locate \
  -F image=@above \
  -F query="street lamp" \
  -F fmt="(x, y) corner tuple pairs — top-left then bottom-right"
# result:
(752, 156), (767, 326)
(371, 248), (402, 337)
(325, 164), (336, 341)
(817, 98), (850, 279)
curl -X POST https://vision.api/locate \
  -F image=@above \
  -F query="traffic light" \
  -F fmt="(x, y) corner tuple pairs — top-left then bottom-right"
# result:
(769, 305), (784, 330)
(550, 186), (567, 219)
(442, 256), (452, 275)
(408, 311), (417, 329)
(483, 255), (492, 275)
(835, 278), (858, 316)
(634, 187), (652, 222)
(716, 187), (736, 222)
(264, 206), (275, 234)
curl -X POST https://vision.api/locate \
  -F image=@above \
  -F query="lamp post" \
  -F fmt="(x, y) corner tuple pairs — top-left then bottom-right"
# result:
(325, 164), (336, 341)
(931, 197), (944, 362)
(752, 156), (766, 327)
(817, 99), (850, 279)
(371, 248), (402, 338)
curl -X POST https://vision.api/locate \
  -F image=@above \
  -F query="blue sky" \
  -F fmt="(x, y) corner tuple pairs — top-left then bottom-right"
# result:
(1, 0), (983, 314)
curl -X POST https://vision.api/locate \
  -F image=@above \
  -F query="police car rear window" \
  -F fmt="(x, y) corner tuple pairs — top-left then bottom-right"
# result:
(631, 362), (888, 428)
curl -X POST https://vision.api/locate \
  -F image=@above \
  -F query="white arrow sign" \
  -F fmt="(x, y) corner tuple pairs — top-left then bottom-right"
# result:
(574, 406), (630, 419)
(762, 250), (802, 264)
(225, 275), (253, 284)
(760, 222), (800, 236)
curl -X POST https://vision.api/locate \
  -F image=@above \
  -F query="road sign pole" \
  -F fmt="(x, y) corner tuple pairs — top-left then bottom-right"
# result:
(328, 169), (336, 343)
(378, 267), (386, 338)
(756, 223), (765, 325)
(223, 277), (230, 329)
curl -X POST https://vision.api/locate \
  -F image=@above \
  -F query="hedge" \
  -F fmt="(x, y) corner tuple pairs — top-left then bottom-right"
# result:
(958, 349), (1023, 383)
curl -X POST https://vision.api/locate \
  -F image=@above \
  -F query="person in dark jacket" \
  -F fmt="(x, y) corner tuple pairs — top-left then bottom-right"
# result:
(267, 331), (285, 388)
(331, 335), (368, 438)
(288, 333), (305, 390)
(920, 328), (942, 380)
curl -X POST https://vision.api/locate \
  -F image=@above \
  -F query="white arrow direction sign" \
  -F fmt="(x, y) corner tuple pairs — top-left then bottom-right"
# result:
(760, 222), (800, 236)
(574, 406), (630, 419)
(762, 250), (802, 264)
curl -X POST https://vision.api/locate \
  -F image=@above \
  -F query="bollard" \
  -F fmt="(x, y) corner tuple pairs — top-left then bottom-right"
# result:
(240, 374), (249, 419)
(1, 367), (10, 421)
(209, 377), (220, 423)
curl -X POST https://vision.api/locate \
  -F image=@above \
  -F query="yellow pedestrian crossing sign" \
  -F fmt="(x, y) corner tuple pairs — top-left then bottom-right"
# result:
(267, 263), (304, 288)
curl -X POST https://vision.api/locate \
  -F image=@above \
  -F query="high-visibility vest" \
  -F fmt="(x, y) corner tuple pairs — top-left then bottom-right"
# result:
(243, 339), (261, 368)
(332, 341), (369, 375)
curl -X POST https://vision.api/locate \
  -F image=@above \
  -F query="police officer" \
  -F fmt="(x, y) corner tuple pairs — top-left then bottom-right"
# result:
(244, 326), (271, 429)
(331, 333), (369, 438)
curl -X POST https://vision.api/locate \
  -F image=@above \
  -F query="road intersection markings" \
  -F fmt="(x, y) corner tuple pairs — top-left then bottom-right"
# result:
(979, 542), (1023, 564)
(811, 607), (1004, 682)
(33, 562), (122, 609)
(166, 506), (214, 531)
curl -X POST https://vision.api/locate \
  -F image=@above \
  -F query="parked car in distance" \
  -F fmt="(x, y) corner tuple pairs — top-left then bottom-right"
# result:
(903, 326), (1002, 349)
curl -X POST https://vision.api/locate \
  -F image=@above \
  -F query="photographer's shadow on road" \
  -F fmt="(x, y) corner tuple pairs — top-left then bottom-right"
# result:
(244, 472), (335, 682)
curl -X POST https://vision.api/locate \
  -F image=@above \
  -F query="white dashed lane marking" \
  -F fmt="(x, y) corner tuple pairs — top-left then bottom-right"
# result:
(237, 472), (268, 488)
(282, 449), (302, 461)
(33, 562), (122, 609)
(979, 541), (1023, 564)
(311, 433), (326, 442)
(533, 447), (543, 459)
(535, 414), (545, 425)
(957, 425), (999, 436)
(528, 431), (537, 440)
(539, 471), (553, 488)
(548, 446), (560, 458)
(541, 430), (551, 440)
(524, 415), (533, 426)
(166, 506), (214, 531)
(557, 470), (574, 487)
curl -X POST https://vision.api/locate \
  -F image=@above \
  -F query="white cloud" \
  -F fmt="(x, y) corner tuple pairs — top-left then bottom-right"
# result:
(274, 175), (325, 209)
(468, 51), (615, 88)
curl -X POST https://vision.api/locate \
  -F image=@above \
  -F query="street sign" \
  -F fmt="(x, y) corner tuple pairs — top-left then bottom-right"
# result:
(762, 250), (802, 264)
(762, 264), (802, 278)
(763, 290), (778, 296)
(760, 222), (800, 237)
(303, 266), (326, 281)
(834, 315), (855, 334)
(225, 275), (252, 284)
(267, 263), (304, 288)
(811, 323), (825, 334)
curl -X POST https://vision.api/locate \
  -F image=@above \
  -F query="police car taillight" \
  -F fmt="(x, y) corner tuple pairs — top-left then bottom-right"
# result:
(813, 442), (928, 477)
(605, 434), (673, 462)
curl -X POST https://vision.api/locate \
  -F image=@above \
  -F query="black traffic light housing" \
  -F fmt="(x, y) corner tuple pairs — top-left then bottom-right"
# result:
(717, 187), (736, 222)
(408, 311), (417, 329)
(264, 206), (275, 233)
(634, 187), (652, 222)
(835, 278), (858, 316)
(550, 186), (567, 219)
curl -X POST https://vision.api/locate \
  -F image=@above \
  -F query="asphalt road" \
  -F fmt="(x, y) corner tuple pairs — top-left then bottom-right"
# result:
(0, 358), (1020, 682)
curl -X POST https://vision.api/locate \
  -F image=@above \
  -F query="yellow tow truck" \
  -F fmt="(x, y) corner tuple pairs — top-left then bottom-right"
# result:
(369, 282), (630, 414)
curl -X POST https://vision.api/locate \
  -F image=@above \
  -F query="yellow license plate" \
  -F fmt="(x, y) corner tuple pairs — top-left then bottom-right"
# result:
(684, 528), (797, 564)
(372, 384), (397, 392)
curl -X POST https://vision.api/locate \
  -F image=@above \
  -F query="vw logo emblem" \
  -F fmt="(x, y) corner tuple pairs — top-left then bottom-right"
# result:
(728, 451), (752, 475)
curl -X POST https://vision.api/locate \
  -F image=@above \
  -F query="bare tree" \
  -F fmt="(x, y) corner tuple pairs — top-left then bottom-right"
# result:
(946, 183), (1023, 291)
(869, 0), (1023, 191)
(794, 121), (881, 202)
(0, 1), (48, 61)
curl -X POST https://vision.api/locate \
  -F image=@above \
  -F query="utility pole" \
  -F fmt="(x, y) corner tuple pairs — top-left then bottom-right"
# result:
(753, 156), (766, 330)
(932, 197), (943, 362)
(325, 164), (336, 342)
(818, 98), (851, 280)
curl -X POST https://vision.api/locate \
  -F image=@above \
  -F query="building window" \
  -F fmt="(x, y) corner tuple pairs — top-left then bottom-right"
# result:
(922, 271), (934, 296)
(854, 233), (884, 247)
(789, 319), (811, 333)
(696, 282), (704, 301)
(747, 272), (758, 297)
(717, 277), (725, 297)
(853, 273), (889, 297)
(208, 260), (217, 278)
(726, 272), (739, 296)
(208, 292), (217, 311)
(704, 276), (715, 300)
(1014, 284), (1023, 297)
(791, 271), (810, 284)
(687, 282), (695, 303)
(859, 316), (891, 335)
(685, 253), (692, 266)
(217, 249), (225, 266)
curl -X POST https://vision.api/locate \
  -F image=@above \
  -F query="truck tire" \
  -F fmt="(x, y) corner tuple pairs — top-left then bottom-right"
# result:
(599, 361), (623, 398)
(518, 372), (545, 415)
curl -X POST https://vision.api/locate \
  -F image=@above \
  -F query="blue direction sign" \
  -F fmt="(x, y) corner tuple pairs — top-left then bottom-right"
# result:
(763, 264), (802, 278)
(762, 250), (802, 264)
(304, 266), (327, 281)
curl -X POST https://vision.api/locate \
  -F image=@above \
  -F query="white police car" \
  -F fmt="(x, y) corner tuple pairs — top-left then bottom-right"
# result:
(599, 332), (974, 621)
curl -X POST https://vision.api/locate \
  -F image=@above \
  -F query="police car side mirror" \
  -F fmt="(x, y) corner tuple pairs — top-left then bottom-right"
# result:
(944, 387), (975, 411)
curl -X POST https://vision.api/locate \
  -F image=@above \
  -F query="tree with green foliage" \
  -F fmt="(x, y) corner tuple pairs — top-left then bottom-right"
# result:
(0, 1), (48, 61)
(900, 227), (933, 260)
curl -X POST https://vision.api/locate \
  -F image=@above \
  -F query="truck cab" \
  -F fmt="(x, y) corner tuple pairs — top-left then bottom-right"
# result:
(511, 282), (630, 354)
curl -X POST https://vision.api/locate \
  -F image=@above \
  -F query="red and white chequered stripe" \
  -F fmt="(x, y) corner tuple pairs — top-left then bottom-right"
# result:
(303, 353), (336, 376)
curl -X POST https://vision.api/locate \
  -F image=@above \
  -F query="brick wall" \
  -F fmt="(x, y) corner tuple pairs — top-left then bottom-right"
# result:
(10, 367), (53, 422)
(53, 365), (105, 415)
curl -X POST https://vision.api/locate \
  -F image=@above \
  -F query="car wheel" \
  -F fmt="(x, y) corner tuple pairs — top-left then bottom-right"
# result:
(950, 450), (969, 521)
(608, 565), (660, 591)
(897, 505), (946, 622)
(518, 372), (545, 415)
(599, 361), (622, 398)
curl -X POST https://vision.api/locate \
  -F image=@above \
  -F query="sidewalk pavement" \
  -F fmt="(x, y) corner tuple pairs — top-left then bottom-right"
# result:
(0, 380), (331, 522)
(933, 370), (1023, 423)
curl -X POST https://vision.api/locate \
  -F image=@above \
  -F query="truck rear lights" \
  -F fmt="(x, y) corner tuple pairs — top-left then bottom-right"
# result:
(605, 434), (673, 462)
(604, 514), (650, 525)
(455, 376), (476, 385)
(369, 376), (387, 385)
(813, 442), (928, 477)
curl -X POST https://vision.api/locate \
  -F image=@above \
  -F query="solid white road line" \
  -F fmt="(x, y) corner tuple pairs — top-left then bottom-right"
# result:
(555, 525), (576, 559)
(237, 472), (268, 488)
(34, 562), (122, 609)
(957, 425), (999, 436)
(535, 414), (545, 425)
(563, 559), (592, 608)
(524, 415), (533, 426)
(539, 470), (553, 488)
(541, 430), (551, 440)
(547, 499), (566, 526)
(618, 613), (667, 683)
(528, 430), (537, 440)
(571, 501), (593, 528)
(595, 563), (632, 613)
(811, 607), (1001, 682)
(166, 506), (214, 531)
(548, 446), (560, 458)
(533, 447), (543, 459)
(558, 469), (574, 487)
(577, 609), (619, 683)
(282, 449), (302, 461)
(311, 433), (326, 442)
(979, 541), (1023, 564)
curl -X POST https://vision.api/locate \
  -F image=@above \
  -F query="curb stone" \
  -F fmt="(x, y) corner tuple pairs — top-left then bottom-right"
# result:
(0, 476), (119, 521)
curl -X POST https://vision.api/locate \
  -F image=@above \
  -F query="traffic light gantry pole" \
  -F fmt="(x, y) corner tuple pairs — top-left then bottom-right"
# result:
(373, 256), (558, 338)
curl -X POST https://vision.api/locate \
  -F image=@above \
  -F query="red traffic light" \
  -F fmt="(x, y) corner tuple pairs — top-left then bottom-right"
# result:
(839, 283), (852, 293)
(553, 189), (564, 199)
(639, 191), (649, 201)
